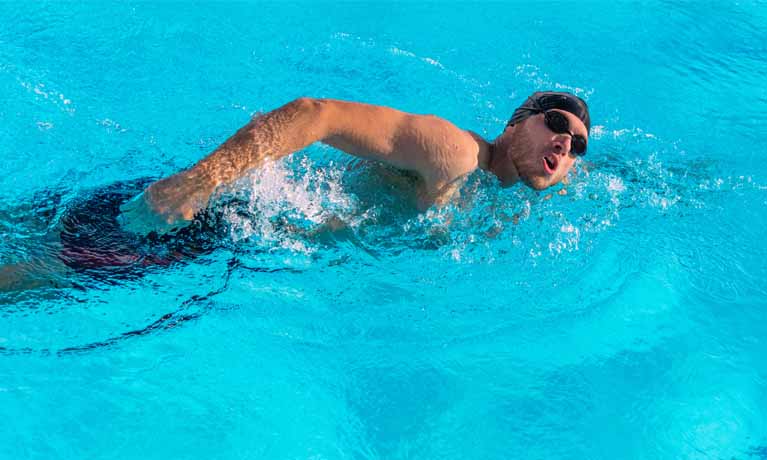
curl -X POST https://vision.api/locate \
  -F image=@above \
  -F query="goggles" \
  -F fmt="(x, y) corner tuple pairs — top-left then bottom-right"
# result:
(543, 110), (587, 156)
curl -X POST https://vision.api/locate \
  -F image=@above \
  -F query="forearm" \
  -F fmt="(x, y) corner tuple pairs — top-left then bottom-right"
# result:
(190, 97), (330, 188)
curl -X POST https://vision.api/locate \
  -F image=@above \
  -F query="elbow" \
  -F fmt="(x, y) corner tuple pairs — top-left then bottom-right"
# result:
(291, 96), (314, 108)
(291, 97), (327, 116)
(290, 97), (332, 140)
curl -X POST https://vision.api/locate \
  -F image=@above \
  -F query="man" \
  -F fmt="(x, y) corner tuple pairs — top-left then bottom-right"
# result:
(119, 91), (590, 235)
(0, 91), (589, 291)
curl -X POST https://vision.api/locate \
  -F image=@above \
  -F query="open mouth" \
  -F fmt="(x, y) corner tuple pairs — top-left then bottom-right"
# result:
(542, 155), (558, 175)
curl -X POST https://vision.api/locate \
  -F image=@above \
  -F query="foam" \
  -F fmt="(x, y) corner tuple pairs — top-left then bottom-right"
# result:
(217, 156), (360, 253)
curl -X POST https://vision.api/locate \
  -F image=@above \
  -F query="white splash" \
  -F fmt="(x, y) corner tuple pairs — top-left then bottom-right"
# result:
(20, 80), (75, 114)
(514, 64), (595, 100)
(98, 118), (128, 133)
(606, 177), (626, 193)
(219, 156), (360, 253)
(389, 47), (416, 58)
(589, 125), (606, 139)
(422, 57), (444, 68)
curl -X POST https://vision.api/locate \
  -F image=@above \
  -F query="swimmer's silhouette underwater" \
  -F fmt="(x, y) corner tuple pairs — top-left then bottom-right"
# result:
(0, 91), (590, 291)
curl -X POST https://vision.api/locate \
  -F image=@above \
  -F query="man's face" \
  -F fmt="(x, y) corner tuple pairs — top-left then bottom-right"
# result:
(503, 109), (588, 190)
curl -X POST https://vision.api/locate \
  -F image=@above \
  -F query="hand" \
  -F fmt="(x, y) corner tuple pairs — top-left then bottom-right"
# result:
(118, 170), (216, 236)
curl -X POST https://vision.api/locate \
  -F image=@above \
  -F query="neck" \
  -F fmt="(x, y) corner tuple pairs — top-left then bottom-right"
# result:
(487, 131), (520, 187)
(478, 140), (493, 171)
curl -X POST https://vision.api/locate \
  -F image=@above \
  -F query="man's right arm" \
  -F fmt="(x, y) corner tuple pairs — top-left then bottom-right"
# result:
(194, 97), (427, 186)
(119, 97), (477, 234)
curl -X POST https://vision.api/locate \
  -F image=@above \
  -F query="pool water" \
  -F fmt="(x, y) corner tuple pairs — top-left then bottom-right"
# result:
(2, 2), (767, 459)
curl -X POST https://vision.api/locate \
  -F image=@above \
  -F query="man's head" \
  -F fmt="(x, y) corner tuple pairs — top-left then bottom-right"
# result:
(491, 91), (590, 190)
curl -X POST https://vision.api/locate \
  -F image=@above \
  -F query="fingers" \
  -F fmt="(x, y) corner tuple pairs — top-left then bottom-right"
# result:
(119, 202), (194, 237)
(117, 183), (203, 236)
(118, 198), (168, 236)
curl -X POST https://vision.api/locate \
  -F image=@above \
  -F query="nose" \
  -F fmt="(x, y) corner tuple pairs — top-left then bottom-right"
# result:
(551, 135), (572, 156)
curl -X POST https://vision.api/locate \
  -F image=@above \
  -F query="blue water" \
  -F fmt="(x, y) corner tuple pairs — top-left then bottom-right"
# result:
(2, 2), (767, 459)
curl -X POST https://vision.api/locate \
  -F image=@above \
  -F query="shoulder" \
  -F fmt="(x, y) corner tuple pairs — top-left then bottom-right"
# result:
(410, 122), (486, 207)
(403, 115), (482, 163)
(405, 113), (473, 143)
(416, 118), (484, 178)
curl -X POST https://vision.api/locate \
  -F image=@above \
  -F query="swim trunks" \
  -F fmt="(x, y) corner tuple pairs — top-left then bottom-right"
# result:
(58, 178), (218, 276)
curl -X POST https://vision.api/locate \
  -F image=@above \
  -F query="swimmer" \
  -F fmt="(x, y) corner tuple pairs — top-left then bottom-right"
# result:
(0, 91), (589, 291)
(120, 91), (590, 235)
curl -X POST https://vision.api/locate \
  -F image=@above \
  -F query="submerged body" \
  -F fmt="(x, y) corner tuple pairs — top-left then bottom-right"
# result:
(0, 180), (219, 291)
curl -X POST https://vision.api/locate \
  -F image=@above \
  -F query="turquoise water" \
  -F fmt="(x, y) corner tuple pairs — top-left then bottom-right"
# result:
(2, 2), (767, 459)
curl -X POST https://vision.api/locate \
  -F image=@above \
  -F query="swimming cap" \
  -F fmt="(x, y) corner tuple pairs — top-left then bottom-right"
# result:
(507, 91), (590, 132)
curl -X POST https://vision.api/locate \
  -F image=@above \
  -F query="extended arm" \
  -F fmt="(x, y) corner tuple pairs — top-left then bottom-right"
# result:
(119, 97), (481, 234)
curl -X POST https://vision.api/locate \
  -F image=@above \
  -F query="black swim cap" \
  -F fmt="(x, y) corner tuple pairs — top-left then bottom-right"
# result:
(507, 91), (590, 132)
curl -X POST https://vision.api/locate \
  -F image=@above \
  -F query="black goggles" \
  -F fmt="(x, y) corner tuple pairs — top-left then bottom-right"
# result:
(543, 110), (588, 156)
